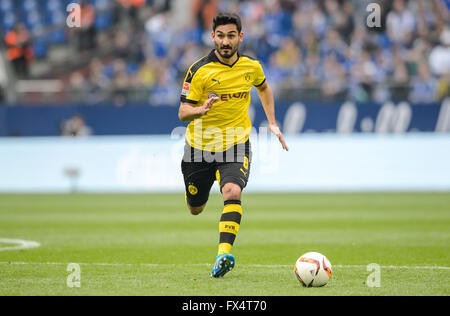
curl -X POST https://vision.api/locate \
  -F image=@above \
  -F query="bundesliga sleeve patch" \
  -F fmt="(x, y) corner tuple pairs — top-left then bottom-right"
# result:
(181, 82), (190, 96)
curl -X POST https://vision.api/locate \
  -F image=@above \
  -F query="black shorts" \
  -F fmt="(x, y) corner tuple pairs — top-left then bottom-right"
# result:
(181, 141), (252, 207)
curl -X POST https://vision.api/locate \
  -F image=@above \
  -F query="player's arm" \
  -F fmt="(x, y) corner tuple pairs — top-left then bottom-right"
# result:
(256, 81), (289, 151)
(178, 97), (219, 122)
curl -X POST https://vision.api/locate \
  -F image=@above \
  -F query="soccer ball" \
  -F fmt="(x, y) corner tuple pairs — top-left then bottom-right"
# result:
(294, 252), (332, 287)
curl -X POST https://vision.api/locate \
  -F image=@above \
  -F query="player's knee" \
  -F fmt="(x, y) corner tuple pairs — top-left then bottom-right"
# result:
(188, 204), (206, 215)
(222, 182), (242, 200)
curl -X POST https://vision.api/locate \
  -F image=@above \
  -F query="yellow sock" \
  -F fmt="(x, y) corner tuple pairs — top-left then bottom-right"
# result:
(218, 200), (242, 255)
(218, 243), (232, 255)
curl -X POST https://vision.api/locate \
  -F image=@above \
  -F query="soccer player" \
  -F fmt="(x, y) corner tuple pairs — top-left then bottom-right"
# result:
(178, 13), (288, 278)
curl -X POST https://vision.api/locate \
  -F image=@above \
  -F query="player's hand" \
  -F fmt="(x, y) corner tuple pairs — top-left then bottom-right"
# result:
(269, 124), (289, 151)
(199, 97), (219, 116)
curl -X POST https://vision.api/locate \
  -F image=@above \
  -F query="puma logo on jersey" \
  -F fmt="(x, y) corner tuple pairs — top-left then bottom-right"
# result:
(211, 78), (221, 84)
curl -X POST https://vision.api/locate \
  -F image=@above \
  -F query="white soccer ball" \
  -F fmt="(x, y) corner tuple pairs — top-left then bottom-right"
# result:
(294, 252), (332, 287)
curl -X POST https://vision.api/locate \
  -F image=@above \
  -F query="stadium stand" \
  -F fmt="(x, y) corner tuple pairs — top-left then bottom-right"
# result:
(0, 0), (449, 106)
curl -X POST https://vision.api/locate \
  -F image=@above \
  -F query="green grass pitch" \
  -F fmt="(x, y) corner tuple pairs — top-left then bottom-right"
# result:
(0, 193), (449, 296)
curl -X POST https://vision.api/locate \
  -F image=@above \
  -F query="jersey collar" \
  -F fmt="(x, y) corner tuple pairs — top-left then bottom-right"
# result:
(210, 49), (240, 68)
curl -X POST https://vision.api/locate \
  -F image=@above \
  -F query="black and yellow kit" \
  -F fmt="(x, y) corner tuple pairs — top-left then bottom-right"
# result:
(180, 49), (266, 206)
(180, 49), (266, 255)
(181, 49), (266, 152)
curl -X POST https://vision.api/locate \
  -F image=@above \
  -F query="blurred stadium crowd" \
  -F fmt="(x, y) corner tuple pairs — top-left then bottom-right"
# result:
(0, 0), (449, 106)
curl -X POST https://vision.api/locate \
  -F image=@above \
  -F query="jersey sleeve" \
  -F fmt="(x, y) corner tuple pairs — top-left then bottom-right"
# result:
(180, 66), (203, 104)
(253, 61), (266, 87)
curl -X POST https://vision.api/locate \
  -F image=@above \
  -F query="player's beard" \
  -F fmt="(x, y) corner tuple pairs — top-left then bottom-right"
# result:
(216, 43), (238, 59)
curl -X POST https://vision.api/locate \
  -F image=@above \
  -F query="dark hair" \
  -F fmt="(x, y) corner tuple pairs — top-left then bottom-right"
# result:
(213, 13), (242, 33)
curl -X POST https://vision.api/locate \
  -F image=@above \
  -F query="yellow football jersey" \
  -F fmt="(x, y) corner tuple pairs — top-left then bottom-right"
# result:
(180, 49), (266, 152)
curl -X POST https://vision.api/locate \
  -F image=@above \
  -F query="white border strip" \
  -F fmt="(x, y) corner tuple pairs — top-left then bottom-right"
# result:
(0, 239), (41, 252)
(0, 262), (448, 270)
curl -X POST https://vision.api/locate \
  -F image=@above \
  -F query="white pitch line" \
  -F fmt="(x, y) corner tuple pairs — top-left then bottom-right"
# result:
(0, 262), (449, 270)
(247, 264), (450, 270)
(0, 239), (41, 252)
